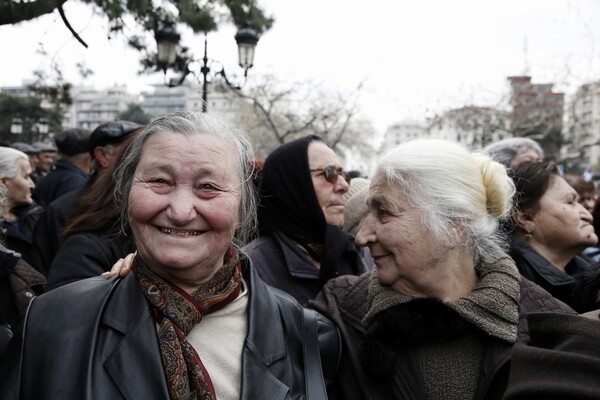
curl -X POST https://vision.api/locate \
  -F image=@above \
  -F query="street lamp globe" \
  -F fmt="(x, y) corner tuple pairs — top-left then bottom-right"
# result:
(38, 117), (49, 135)
(10, 117), (23, 135)
(235, 26), (259, 74)
(156, 21), (181, 69)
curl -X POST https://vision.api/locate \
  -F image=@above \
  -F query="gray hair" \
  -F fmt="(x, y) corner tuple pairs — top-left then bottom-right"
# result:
(483, 137), (544, 167)
(373, 139), (515, 261)
(0, 147), (29, 179)
(113, 112), (257, 248)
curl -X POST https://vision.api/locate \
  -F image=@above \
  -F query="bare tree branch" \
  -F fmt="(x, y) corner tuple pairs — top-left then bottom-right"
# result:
(58, 4), (87, 48)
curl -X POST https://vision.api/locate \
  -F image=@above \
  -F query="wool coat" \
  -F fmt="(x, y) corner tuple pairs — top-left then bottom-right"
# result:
(310, 272), (575, 400)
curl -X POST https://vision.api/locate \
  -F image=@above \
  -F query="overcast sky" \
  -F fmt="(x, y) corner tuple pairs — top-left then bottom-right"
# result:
(1, 0), (600, 134)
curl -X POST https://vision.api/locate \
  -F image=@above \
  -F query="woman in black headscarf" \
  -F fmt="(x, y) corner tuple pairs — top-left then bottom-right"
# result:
(244, 135), (369, 304)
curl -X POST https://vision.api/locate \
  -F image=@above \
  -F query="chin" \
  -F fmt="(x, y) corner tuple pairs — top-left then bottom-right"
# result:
(325, 216), (345, 227)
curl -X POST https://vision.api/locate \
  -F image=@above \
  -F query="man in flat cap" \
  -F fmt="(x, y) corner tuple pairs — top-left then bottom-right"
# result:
(31, 142), (56, 184)
(88, 120), (142, 172)
(31, 121), (142, 275)
(34, 128), (92, 207)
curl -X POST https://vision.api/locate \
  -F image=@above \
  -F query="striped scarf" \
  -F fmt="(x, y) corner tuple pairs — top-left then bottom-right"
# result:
(134, 247), (243, 400)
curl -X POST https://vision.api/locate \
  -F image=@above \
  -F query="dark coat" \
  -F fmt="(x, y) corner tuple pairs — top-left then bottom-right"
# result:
(510, 235), (600, 312)
(1, 258), (340, 399)
(245, 230), (369, 305)
(30, 187), (83, 275)
(47, 233), (136, 291)
(34, 159), (89, 207)
(309, 272), (575, 400)
(0, 246), (45, 355)
(503, 312), (600, 399)
(2, 203), (43, 270)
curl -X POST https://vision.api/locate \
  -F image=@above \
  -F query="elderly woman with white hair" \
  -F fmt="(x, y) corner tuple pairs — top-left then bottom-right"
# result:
(310, 139), (574, 400)
(0, 147), (43, 269)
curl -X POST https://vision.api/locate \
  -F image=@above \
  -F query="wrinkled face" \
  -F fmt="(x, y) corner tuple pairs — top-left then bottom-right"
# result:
(37, 151), (55, 171)
(3, 158), (34, 209)
(356, 173), (444, 294)
(510, 148), (541, 167)
(532, 175), (597, 252)
(308, 142), (349, 227)
(128, 133), (242, 286)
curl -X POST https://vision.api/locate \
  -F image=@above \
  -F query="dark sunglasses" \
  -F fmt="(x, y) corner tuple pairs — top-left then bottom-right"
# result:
(310, 165), (352, 184)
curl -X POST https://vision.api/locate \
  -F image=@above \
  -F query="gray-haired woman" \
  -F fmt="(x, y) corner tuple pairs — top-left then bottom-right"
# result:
(310, 139), (574, 400)
(483, 137), (544, 167)
(2, 112), (340, 400)
(0, 147), (43, 269)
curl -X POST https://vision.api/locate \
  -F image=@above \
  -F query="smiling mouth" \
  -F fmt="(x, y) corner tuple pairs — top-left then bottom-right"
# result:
(158, 227), (202, 236)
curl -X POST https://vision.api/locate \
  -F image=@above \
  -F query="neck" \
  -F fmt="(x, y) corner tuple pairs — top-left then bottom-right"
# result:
(527, 239), (579, 271)
(392, 246), (477, 302)
(63, 155), (91, 174)
(3, 210), (16, 222)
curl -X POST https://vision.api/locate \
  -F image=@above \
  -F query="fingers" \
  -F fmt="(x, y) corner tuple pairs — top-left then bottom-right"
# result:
(119, 251), (136, 278)
(101, 258), (125, 279)
(101, 251), (136, 279)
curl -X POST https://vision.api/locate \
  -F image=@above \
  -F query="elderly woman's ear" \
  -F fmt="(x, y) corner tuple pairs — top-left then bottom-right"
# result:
(513, 210), (535, 234)
(443, 217), (469, 249)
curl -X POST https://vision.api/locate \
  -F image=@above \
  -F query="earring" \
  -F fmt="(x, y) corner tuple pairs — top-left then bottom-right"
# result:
(525, 230), (532, 241)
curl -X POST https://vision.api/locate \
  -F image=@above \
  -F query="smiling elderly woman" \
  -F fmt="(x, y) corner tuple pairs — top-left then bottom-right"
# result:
(310, 139), (575, 400)
(2, 112), (340, 400)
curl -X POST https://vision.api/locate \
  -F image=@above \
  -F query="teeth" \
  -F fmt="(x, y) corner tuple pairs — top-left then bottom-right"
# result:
(159, 227), (201, 236)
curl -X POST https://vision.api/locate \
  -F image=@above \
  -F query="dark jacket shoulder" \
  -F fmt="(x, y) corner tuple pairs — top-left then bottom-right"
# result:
(47, 233), (135, 290)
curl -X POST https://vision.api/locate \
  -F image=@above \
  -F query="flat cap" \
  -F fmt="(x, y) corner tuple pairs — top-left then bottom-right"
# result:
(11, 142), (39, 155)
(32, 141), (56, 153)
(55, 128), (92, 156)
(89, 120), (142, 152)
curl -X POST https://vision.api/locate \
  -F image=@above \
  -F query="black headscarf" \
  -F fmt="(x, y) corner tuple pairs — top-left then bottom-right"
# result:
(258, 135), (363, 282)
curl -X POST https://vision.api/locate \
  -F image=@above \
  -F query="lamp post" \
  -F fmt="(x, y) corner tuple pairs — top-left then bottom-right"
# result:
(10, 116), (49, 143)
(156, 24), (259, 113)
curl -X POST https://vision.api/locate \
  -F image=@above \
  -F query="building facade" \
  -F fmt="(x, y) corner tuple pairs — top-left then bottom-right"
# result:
(65, 85), (138, 130)
(566, 81), (600, 168)
(380, 120), (426, 152)
(507, 76), (564, 135)
(425, 106), (511, 151)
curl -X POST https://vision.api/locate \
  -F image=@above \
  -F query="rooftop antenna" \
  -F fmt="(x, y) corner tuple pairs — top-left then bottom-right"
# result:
(523, 36), (530, 76)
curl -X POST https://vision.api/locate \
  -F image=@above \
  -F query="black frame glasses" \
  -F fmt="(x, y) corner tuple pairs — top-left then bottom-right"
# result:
(310, 165), (352, 184)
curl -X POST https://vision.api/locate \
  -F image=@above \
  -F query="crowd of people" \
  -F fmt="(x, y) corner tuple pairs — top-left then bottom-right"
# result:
(0, 114), (599, 399)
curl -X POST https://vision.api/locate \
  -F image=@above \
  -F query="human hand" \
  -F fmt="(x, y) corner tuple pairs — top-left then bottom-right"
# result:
(102, 251), (136, 279)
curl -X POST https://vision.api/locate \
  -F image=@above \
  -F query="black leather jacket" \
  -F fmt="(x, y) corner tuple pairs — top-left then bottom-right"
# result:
(1, 257), (340, 399)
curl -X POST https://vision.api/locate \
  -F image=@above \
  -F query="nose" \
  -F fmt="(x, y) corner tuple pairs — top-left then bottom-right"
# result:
(335, 174), (350, 193)
(355, 213), (375, 247)
(167, 187), (197, 225)
(579, 203), (594, 223)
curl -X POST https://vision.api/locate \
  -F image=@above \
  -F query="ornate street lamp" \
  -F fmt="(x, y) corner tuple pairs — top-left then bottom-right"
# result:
(10, 116), (49, 141)
(155, 23), (260, 112)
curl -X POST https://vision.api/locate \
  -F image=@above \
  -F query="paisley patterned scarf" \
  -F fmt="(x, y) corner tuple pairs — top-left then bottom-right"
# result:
(133, 246), (243, 400)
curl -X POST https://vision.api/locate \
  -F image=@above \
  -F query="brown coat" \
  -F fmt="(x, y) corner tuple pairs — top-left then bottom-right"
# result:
(310, 272), (575, 400)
